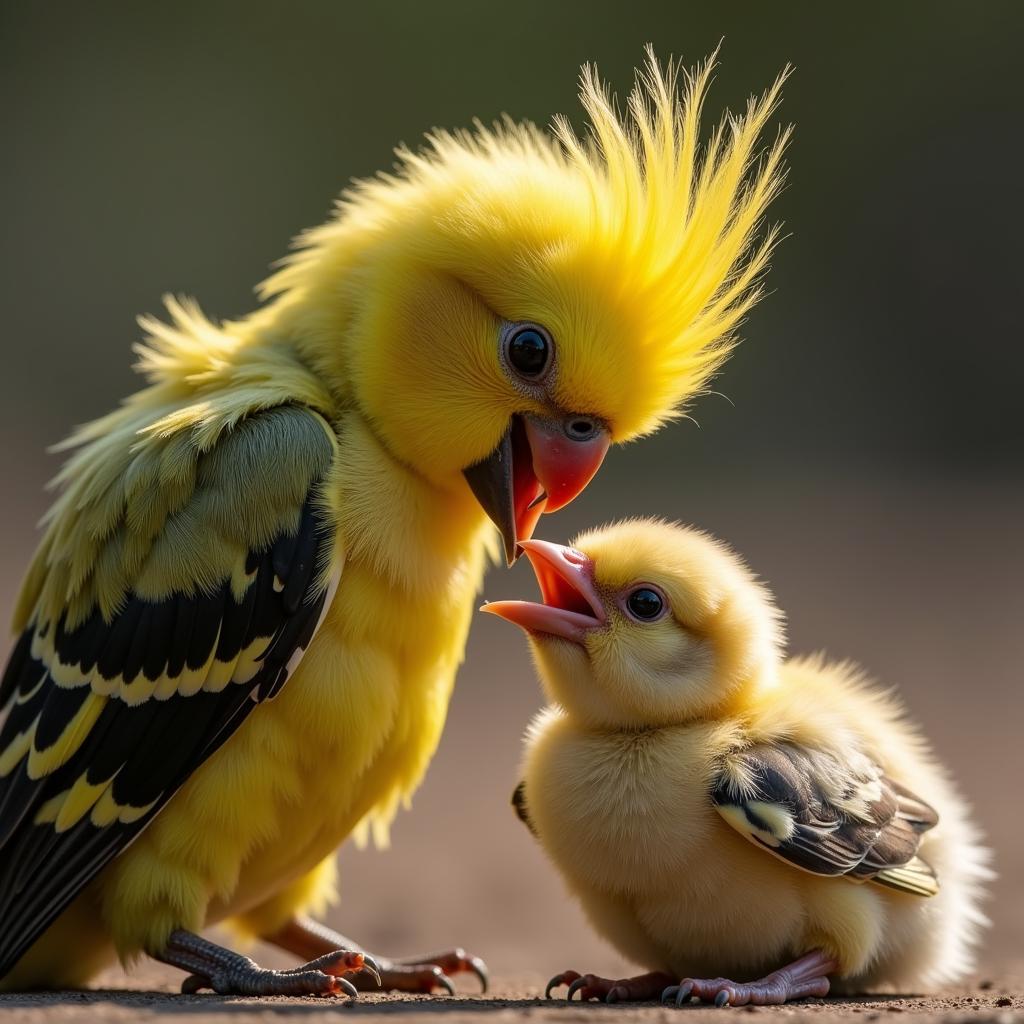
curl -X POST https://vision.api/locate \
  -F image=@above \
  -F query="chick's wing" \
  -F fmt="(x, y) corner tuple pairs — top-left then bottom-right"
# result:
(712, 741), (939, 897)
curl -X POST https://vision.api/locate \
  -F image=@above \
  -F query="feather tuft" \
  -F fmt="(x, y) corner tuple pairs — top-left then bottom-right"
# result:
(260, 49), (790, 438)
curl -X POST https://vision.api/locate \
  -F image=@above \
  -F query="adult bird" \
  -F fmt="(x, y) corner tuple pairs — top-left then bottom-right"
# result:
(0, 50), (788, 995)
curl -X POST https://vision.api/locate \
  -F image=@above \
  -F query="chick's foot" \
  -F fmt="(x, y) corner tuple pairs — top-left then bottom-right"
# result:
(159, 929), (375, 997)
(661, 949), (838, 1007)
(266, 915), (488, 995)
(546, 969), (676, 1003)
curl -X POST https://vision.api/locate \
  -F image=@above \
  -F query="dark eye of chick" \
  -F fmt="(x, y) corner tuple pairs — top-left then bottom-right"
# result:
(506, 325), (551, 378)
(626, 587), (663, 620)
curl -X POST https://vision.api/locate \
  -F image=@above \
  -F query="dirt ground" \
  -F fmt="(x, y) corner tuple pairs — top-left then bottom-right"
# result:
(1, 968), (1021, 1024)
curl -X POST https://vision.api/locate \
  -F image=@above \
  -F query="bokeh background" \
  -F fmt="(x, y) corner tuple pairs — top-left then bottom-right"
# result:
(1, 0), (1021, 986)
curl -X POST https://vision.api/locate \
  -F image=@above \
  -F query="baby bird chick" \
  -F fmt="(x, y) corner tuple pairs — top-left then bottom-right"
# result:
(483, 521), (989, 1006)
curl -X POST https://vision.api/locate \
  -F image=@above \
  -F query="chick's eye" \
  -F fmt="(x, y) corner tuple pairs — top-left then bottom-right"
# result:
(506, 325), (551, 379)
(626, 587), (664, 621)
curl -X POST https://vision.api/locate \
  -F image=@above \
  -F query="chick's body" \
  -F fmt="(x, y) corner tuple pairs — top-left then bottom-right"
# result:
(493, 523), (988, 1001)
(525, 658), (983, 990)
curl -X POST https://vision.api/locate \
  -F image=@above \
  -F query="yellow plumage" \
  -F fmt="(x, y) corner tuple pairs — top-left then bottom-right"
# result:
(497, 521), (990, 1002)
(1, 51), (788, 993)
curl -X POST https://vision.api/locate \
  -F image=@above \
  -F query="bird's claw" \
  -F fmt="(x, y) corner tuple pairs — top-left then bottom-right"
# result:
(378, 947), (487, 994)
(379, 964), (456, 996)
(548, 968), (675, 1003)
(662, 980), (695, 1006)
(403, 966), (456, 999)
(181, 973), (209, 995)
(566, 976), (589, 1001)
(283, 948), (378, 986)
(545, 970), (581, 999)
(356, 953), (382, 987)
(326, 977), (359, 999)
(432, 969), (457, 997)
(547, 969), (602, 1001)
(661, 969), (830, 1007)
(400, 948), (488, 993)
(663, 978), (735, 1007)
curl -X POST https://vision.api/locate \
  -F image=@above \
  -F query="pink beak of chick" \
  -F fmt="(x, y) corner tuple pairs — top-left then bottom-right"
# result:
(481, 539), (605, 643)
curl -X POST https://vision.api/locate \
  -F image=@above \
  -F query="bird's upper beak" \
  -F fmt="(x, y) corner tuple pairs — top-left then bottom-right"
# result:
(481, 539), (605, 643)
(463, 415), (610, 566)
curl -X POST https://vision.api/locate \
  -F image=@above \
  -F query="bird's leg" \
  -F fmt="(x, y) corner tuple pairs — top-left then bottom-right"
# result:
(546, 969), (677, 1003)
(157, 928), (376, 997)
(661, 949), (838, 1007)
(265, 915), (489, 995)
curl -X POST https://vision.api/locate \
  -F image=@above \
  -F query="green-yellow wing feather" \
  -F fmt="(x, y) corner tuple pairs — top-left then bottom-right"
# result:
(712, 742), (940, 898)
(0, 404), (338, 975)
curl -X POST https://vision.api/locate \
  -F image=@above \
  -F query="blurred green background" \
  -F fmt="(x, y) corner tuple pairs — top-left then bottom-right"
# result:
(1, 0), (1022, 984)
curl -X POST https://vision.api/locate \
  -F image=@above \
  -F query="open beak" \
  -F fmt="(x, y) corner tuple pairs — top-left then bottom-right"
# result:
(481, 539), (605, 643)
(463, 415), (610, 566)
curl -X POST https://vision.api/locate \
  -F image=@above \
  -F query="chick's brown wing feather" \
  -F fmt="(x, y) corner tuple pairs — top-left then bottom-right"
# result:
(712, 741), (939, 897)
(511, 780), (537, 836)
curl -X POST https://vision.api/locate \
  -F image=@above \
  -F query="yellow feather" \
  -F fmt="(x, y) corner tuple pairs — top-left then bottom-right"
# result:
(89, 786), (122, 828)
(33, 790), (67, 826)
(54, 773), (111, 833)
(88, 786), (159, 829)
(0, 724), (36, 778)
(26, 693), (105, 780)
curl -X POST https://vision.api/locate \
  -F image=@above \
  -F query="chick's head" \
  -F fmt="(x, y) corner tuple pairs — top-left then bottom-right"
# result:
(484, 519), (784, 728)
(261, 50), (789, 563)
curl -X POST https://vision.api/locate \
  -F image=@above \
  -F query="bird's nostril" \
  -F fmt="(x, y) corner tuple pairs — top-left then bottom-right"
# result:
(567, 418), (596, 440)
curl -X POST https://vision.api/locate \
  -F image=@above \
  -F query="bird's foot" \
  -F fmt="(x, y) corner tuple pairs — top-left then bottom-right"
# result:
(161, 929), (376, 997)
(546, 969), (676, 1003)
(264, 915), (487, 995)
(661, 950), (837, 1007)
(368, 949), (489, 995)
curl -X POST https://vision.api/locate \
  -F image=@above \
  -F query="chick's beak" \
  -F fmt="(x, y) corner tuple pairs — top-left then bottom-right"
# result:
(463, 415), (610, 567)
(481, 539), (605, 643)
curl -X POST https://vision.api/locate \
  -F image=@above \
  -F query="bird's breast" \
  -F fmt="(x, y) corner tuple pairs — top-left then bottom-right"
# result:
(158, 427), (493, 923)
(525, 719), (734, 896)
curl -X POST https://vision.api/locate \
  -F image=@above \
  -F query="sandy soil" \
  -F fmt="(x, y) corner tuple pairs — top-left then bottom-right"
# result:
(1, 969), (1021, 1024)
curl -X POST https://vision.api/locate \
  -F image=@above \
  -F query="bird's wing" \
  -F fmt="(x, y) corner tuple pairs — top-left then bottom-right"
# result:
(0, 404), (339, 974)
(711, 742), (939, 897)
(511, 780), (537, 836)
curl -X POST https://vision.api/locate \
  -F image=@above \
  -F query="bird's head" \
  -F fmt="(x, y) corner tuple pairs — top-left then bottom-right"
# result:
(263, 50), (789, 564)
(482, 519), (784, 728)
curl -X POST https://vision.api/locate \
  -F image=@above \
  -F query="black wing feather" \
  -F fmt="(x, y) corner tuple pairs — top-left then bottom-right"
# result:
(712, 741), (940, 896)
(0, 407), (336, 977)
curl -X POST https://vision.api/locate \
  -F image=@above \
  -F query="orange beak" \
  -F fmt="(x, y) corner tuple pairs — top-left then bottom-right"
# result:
(481, 539), (605, 643)
(463, 415), (609, 566)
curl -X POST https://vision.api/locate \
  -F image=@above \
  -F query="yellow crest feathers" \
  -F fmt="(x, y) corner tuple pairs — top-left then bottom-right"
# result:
(556, 48), (791, 430)
(262, 48), (790, 438)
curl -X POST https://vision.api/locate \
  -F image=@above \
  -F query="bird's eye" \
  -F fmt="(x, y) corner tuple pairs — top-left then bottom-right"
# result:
(505, 324), (552, 379)
(625, 587), (665, 622)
